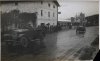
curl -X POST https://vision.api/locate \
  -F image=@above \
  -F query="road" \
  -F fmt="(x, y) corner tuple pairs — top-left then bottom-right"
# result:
(1, 26), (99, 61)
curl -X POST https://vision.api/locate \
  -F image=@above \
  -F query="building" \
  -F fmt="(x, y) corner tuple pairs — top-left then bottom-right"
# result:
(71, 13), (87, 26)
(1, 1), (60, 30)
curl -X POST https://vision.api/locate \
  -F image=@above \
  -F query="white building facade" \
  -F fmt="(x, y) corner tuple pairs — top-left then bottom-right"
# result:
(1, 1), (59, 27)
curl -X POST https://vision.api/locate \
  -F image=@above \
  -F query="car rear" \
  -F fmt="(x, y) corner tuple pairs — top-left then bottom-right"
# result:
(76, 26), (86, 34)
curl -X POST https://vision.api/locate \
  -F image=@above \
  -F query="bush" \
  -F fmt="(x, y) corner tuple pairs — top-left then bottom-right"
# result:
(91, 36), (99, 46)
(79, 46), (96, 60)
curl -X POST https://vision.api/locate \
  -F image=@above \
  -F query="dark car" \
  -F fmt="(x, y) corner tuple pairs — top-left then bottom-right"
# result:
(2, 28), (45, 49)
(76, 26), (86, 34)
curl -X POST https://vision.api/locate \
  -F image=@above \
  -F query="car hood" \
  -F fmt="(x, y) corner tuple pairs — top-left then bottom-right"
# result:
(13, 29), (29, 32)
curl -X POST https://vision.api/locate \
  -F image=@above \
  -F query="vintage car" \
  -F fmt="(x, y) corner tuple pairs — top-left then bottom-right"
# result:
(76, 26), (86, 34)
(2, 28), (45, 49)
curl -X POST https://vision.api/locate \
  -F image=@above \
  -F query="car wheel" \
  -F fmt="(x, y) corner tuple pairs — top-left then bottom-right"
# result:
(6, 42), (14, 52)
(40, 40), (46, 48)
(20, 37), (29, 48)
(35, 39), (45, 48)
(76, 31), (78, 35)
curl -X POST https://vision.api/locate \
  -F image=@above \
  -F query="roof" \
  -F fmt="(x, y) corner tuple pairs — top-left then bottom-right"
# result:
(53, 0), (60, 7)
(1, 0), (60, 6)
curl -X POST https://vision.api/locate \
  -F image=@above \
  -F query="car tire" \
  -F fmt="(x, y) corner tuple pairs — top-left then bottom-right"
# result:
(6, 42), (14, 52)
(35, 39), (45, 48)
(20, 36), (29, 48)
(76, 31), (78, 35)
(40, 40), (46, 48)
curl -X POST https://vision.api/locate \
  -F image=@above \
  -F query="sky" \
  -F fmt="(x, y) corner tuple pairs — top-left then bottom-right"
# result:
(58, 0), (99, 21)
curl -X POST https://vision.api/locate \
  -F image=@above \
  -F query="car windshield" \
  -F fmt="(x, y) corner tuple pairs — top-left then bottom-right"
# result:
(77, 26), (85, 31)
(13, 29), (29, 32)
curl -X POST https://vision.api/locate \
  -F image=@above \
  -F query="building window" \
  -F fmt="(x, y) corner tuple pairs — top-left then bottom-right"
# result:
(53, 5), (55, 8)
(15, 2), (18, 5)
(53, 12), (55, 17)
(48, 3), (50, 7)
(41, 1), (43, 4)
(41, 10), (43, 16)
(48, 12), (50, 17)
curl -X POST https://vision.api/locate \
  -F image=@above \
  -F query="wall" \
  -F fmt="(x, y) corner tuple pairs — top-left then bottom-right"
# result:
(1, 1), (58, 26)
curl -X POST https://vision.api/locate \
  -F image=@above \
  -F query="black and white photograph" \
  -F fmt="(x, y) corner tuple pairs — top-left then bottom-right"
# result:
(0, 0), (99, 61)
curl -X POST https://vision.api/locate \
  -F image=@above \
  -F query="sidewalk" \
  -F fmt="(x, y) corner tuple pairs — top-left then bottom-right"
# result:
(65, 36), (99, 60)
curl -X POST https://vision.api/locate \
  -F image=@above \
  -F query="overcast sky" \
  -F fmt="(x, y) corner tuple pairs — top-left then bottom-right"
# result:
(58, 0), (99, 21)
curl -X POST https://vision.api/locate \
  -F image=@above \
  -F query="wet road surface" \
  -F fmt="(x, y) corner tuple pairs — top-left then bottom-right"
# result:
(1, 26), (99, 61)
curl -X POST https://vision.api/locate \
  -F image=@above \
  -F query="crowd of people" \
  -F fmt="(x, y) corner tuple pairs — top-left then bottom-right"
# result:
(36, 24), (62, 34)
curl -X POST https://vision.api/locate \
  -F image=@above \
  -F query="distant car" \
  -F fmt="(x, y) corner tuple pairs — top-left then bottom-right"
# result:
(76, 26), (86, 34)
(2, 28), (45, 49)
